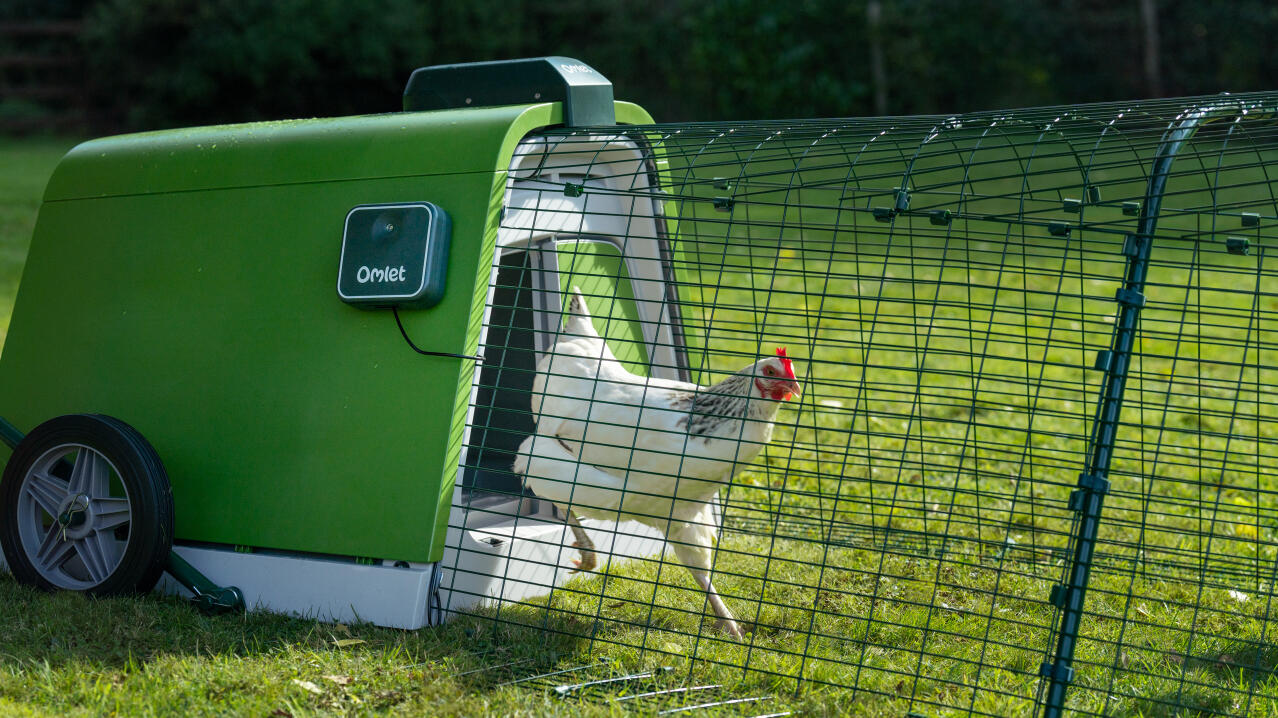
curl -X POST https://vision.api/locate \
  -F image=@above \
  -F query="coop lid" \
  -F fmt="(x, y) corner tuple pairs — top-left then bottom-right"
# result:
(41, 101), (654, 203)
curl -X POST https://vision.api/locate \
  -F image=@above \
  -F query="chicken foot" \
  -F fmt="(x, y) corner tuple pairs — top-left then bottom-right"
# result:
(566, 510), (598, 573)
(688, 568), (746, 640)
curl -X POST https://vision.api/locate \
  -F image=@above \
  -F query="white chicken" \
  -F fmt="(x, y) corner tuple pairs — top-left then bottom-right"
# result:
(513, 288), (801, 639)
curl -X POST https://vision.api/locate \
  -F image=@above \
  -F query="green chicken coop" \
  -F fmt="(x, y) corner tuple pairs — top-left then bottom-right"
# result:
(5, 54), (1278, 718)
(0, 57), (681, 628)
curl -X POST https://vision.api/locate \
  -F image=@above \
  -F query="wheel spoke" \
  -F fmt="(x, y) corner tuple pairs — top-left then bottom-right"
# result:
(33, 525), (76, 574)
(90, 497), (131, 531)
(23, 471), (69, 517)
(76, 532), (119, 584)
(68, 448), (109, 497)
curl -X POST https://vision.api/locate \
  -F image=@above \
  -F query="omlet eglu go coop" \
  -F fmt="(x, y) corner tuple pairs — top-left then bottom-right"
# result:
(2, 57), (1278, 717)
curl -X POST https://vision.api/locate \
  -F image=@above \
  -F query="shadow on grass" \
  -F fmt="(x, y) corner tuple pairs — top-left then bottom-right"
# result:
(1114, 687), (1234, 718)
(1106, 639), (1278, 718)
(0, 572), (602, 683)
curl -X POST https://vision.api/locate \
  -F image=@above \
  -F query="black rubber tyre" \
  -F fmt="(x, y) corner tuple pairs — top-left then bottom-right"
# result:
(0, 414), (174, 596)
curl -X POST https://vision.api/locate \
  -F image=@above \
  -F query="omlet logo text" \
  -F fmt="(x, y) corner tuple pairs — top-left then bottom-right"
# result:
(357, 265), (408, 283)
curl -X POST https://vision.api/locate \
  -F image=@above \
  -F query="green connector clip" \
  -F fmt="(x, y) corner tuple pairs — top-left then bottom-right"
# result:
(1049, 584), (1070, 608)
(1115, 287), (1146, 309)
(929, 209), (952, 226)
(1226, 236), (1251, 256)
(1087, 185), (1102, 203)
(1063, 199), (1082, 213)
(1067, 489), (1087, 512)
(1122, 201), (1141, 216)
(1048, 222), (1071, 237)
(713, 197), (734, 212)
(1040, 661), (1074, 684)
(563, 182), (584, 197)
(894, 190), (911, 212)
(1077, 472), (1110, 495)
(872, 207), (895, 222)
(1121, 234), (1143, 258)
(1093, 350), (1113, 372)
(1241, 212), (1260, 227)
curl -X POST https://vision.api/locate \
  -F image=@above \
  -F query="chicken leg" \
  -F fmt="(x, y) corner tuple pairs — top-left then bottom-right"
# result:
(688, 568), (746, 640)
(566, 510), (598, 573)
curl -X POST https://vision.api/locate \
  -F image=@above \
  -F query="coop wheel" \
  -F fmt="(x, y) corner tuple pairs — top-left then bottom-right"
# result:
(0, 414), (174, 596)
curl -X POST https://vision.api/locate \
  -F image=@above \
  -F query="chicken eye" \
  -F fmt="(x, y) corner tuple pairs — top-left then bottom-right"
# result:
(763, 366), (776, 376)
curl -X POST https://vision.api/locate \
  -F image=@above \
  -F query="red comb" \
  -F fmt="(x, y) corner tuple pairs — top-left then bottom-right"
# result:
(775, 347), (795, 378)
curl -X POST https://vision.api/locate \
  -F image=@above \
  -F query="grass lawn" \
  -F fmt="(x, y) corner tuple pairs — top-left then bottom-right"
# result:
(1, 116), (1276, 718)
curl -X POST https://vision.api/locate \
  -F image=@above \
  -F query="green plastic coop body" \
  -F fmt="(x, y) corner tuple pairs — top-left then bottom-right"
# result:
(0, 59), (664, 572)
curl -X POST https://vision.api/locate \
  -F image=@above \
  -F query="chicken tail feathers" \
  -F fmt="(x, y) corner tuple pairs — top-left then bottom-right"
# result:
(564, 286), (599, 338)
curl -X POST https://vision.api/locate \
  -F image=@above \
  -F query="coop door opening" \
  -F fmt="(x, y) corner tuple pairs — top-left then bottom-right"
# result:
(461, 238), (649, 509)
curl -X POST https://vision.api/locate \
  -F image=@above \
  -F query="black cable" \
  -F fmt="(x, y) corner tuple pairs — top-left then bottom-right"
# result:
(392, 306), (484, 362)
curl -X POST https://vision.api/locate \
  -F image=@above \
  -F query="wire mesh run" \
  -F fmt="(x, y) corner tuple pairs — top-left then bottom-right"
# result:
(442, 92), (1278, 717)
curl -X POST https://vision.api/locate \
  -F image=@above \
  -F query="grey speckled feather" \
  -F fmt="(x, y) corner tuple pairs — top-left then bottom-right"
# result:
(673, 368), (779, 437)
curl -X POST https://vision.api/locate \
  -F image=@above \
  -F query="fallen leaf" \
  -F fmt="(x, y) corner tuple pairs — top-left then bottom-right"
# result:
(1136, 604), (1150, 617)
(324, 674), (354, 686)
(607, 601), (625, 609)
(271, 710), (292, 718)
(1229, 590), (1250, 603)
(292, 679), (323, 695)
(336, 623), (352, 636)
(333, 638), (367, 648)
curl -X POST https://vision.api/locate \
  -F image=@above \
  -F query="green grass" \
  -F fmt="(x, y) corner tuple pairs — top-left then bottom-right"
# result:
(2, 126), (1277, 717)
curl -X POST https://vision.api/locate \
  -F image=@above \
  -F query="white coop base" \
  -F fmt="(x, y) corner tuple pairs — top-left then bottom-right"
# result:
(156, 544), (439, 629)
(146, 510), (666, 630)
(439, 510), (666, 614)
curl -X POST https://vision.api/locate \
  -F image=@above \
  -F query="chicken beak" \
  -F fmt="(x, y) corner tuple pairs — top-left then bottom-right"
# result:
(784, 380), (802, 400)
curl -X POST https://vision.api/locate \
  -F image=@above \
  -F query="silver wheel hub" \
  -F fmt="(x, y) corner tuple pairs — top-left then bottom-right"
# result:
(15, 443), (133, 590)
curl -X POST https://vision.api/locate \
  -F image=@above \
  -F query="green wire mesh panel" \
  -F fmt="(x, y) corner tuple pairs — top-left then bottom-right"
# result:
(1056, 106), (1278, 717)
(445, 93), (1278, 717)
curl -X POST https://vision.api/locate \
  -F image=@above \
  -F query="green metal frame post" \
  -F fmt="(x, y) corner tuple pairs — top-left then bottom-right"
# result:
(1041, 104), (1233, 718)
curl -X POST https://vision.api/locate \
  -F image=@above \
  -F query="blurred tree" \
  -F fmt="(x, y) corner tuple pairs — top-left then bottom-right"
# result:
(83, 0), (432, 129)
(1, 0), (1273, 132)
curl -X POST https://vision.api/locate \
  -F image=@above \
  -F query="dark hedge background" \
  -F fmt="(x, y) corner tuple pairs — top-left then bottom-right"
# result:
(2, 0), (1276, 132)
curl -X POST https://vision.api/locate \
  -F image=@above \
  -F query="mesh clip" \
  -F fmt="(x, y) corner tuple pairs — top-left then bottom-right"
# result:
(873, 207), (895, 222)
(1048, 222), (1071, 237)
(1040, 661), (1074, 684)
(1077, 472), (1110, 495)
(1121, 234), (1144, 258)
(1226, 236), (1250, 256)
(713, 177), (733, 191)
(1241, 212), (1260, 228)
(1063, 198), (1082, 213)
(1068, 489), (1087, 512)
(929, 209), (952, 226)
(1087, 185), (1102, 203)
(1093, 350), (1113, 372)
(1049, 583), (1072, 608)
(563, 182), (584, 197)
(1122, 201), (1141, 216)
(894, 190), (911, 212)
(714, 197), (734, 212)
(1114, 288), (1146, 308)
